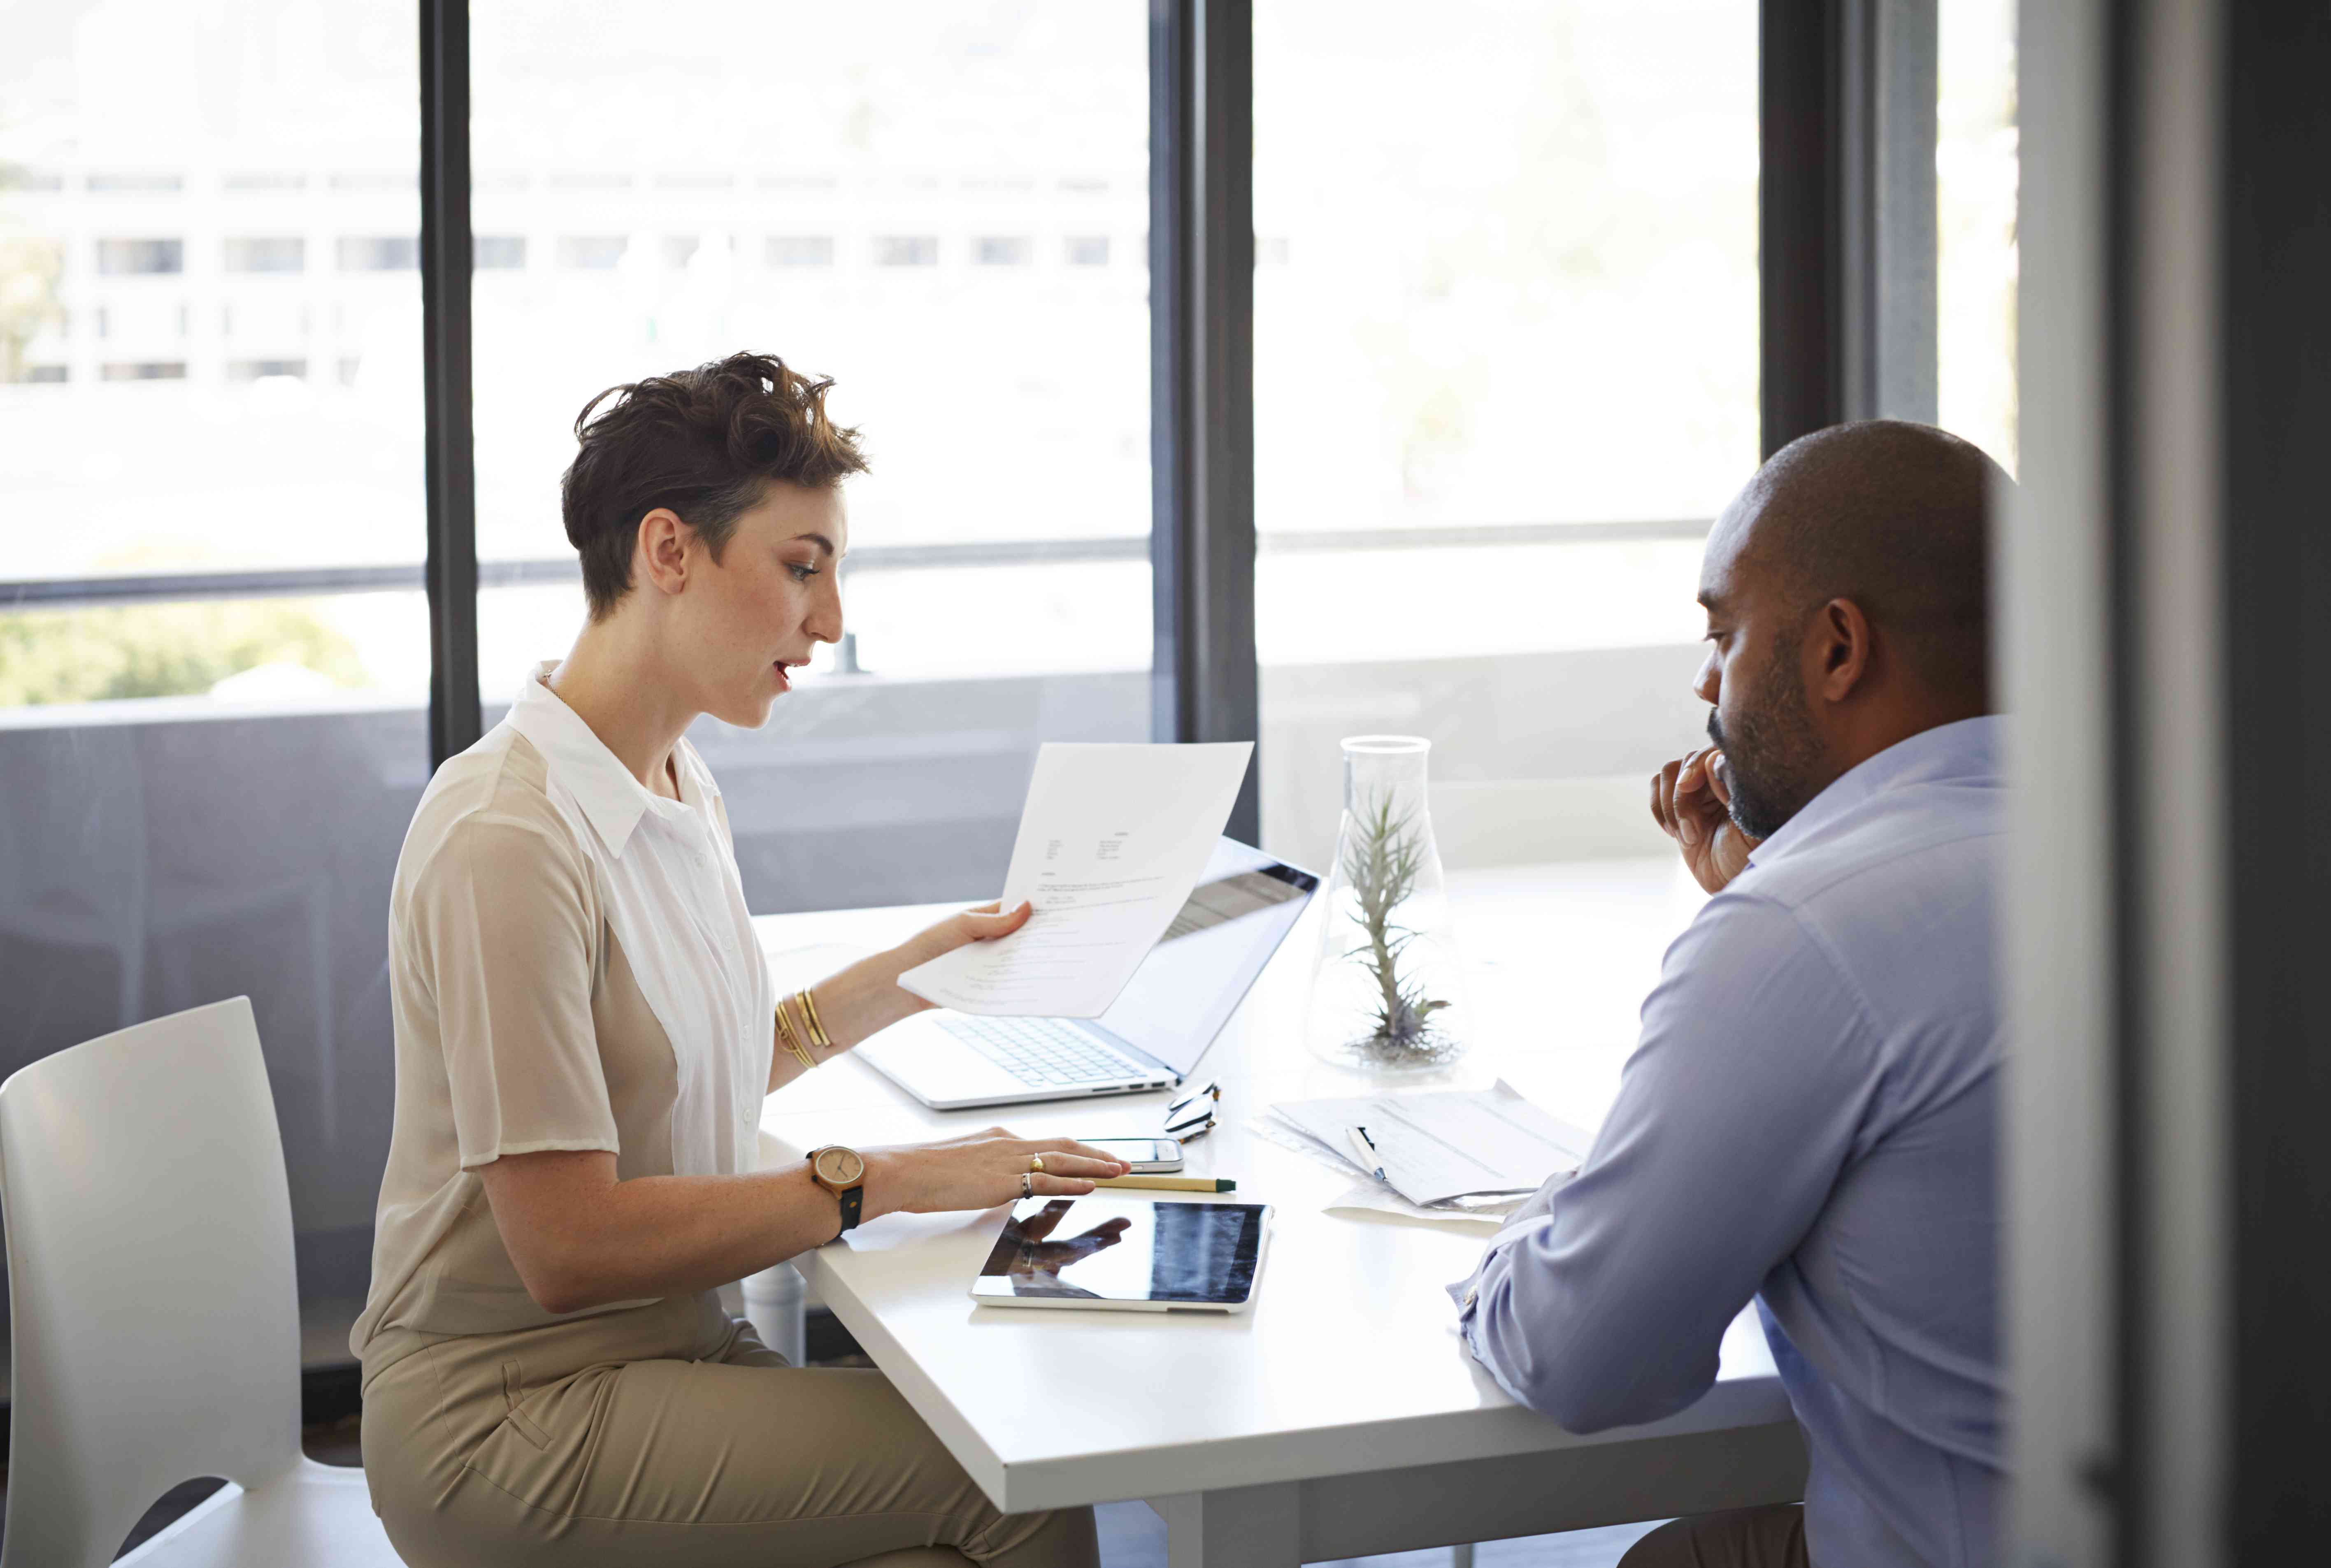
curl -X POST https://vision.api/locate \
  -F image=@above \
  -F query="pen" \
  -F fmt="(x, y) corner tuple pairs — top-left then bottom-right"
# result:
(1090, 1174), (1238, 1192)
(1346, 1126), (1387, 1182)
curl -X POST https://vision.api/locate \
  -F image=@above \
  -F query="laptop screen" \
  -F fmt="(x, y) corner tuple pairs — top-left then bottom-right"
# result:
(1088, 837), (1318, 1075)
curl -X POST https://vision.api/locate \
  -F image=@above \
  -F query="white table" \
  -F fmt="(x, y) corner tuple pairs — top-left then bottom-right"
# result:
(753, 858), (1806, 1568)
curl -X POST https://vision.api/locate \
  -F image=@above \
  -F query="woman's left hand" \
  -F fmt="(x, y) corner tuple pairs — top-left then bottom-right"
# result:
(888, 899), (1034, 1012)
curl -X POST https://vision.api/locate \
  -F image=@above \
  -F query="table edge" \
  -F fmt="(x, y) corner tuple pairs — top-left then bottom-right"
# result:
(800, 1247), (1799, 1514)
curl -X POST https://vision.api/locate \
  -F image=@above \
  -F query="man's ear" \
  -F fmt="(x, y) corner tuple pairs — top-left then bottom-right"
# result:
(1811, 597), (1874, 702)
(634, 508), (692, 598)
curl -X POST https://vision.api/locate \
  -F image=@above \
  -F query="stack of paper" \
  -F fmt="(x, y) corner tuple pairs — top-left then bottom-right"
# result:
(1266, 1081), (1594, 1210)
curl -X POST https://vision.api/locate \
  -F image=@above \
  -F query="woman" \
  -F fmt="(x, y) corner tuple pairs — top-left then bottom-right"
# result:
(353, 352), (1128, 1568)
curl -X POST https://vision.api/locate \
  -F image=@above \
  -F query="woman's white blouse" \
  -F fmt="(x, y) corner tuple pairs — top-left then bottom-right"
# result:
(353, 663), (773, 1362)
(500, 664), (772, 1180)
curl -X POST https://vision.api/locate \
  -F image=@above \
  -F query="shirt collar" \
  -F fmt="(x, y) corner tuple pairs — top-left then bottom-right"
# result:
(504, 661), (704, 859)
(1746, 713), (2003, 869)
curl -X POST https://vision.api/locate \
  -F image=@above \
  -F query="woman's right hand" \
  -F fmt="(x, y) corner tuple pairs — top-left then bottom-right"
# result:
(864, 1128), (1129, 1217)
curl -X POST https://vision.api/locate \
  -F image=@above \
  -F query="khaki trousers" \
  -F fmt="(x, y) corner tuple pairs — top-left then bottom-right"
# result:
(1618, 1505), (1808, 1568)
(360, 1293), (1097, 1568)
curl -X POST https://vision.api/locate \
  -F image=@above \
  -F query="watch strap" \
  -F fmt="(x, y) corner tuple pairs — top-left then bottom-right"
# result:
(836, 1182), (864, 1233)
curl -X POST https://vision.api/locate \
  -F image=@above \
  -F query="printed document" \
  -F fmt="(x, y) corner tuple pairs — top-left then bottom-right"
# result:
(1268, 1081), (1593, 1207)
(898, 741), (1254, 1017)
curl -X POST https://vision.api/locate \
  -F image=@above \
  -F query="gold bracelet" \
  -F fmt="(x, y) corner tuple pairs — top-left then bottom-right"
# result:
(774, 998), (817, 1072)
(795, 987), (832, 1051)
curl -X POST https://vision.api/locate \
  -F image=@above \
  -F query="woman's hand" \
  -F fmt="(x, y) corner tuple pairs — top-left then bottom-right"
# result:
(862, 1127), (1129, 1219)
(771, 901), (1037, 1089)
(887, 900), (1034, 1013)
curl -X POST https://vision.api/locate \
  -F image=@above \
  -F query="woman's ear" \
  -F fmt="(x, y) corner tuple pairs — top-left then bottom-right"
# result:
(634, 508), (693, 598)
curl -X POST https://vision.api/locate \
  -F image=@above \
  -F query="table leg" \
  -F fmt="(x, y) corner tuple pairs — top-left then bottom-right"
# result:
(740, 1262), (807, 1366)
(1149, 1483), (1301, 1568)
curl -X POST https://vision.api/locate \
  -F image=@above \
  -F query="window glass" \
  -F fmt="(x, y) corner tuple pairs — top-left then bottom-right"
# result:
(1252, 0), (1758, 873)
(1938, 0), (2018, 472)
(96, 237), (184, 275)
(337, 235), (416, 272)
(2, 0), (427, 697)
(0, 0), (429, 1372)
(224, 235), (307, 274)
(769, 235), (836, 268)
(469, 1), (1152, 698)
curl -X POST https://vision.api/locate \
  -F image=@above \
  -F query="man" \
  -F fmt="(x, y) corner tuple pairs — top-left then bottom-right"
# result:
(1452, 421), (2010, 1568)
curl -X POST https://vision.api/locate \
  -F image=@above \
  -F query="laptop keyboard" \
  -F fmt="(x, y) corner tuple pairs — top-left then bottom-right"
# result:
(938, 1015), (1154, 1087)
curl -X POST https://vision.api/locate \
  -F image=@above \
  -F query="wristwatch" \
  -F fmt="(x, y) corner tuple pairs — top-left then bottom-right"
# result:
(807, 1145), (867, 1236)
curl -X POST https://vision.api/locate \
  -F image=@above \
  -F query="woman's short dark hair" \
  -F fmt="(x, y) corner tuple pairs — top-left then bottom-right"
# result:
(561, 351), (868, 618)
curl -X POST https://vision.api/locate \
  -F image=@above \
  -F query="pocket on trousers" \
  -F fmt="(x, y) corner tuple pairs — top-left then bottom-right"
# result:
(499, 1359), (553, 1451)
(464, 1360), (618, 1517)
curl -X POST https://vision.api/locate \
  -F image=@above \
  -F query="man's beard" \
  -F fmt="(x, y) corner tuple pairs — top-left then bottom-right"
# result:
(1705, 641), (1826, 840)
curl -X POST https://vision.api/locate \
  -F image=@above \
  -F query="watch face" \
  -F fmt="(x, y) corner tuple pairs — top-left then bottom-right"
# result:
(815, 1147), (865, 1187)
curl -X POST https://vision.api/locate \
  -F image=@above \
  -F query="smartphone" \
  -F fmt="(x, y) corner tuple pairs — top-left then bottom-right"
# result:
(1079, 1137), (1184, 1173)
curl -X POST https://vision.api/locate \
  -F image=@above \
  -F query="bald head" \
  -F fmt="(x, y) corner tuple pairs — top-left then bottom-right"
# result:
(1712, 420), (2007, 706)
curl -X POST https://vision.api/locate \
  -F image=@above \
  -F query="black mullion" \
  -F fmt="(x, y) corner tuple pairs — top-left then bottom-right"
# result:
(2223, 1), (2331, 1553)
(1150, 0), (1192, 753)
(1761, 1), (1941, 448)
(1759, 0), (1844, 457)
(1149, 0), (1260, 844)
(421, 0), (480, 769)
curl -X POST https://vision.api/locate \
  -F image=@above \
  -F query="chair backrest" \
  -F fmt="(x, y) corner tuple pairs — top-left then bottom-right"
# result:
(0, 997), (303, 1568)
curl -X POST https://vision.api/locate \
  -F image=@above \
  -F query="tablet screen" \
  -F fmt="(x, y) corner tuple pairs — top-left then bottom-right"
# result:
(972, 1196), (1269, 1306)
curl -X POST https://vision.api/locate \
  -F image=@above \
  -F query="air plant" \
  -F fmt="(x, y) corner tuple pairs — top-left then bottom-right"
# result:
(1334, 788), (1459, 1064)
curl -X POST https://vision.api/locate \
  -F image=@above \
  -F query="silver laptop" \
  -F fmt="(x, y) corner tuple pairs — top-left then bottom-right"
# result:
(857, 838), (1318, 1110)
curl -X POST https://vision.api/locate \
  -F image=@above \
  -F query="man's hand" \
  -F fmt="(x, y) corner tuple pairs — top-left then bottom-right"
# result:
(1651, 748), (1760, 894)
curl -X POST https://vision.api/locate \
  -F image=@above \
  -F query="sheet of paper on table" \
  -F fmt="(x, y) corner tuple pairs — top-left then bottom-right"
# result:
(1268, 1080), (1594, 1208)
(1244, 1114), (1521, 1229)
(1322, 1181), (1519, 1230)
(897, 741), (1254, 1018)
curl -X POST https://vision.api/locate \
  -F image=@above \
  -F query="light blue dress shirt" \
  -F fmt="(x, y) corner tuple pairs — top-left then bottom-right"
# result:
(1454, 716), (2005, 1568)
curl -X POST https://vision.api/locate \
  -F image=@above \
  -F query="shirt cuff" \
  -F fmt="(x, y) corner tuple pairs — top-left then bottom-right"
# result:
(1447, 1272), (1536, 1408)
(1446, 1208), (1559, 1322)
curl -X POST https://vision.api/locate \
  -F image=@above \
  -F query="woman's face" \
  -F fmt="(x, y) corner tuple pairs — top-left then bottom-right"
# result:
(665, 480), (848, 729)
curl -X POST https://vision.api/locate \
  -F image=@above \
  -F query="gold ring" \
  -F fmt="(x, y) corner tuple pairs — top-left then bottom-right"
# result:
(1029, 1154), (1046, 1174)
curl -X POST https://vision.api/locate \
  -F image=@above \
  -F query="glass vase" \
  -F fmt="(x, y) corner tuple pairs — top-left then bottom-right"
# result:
(1306, 735), (1469, 1073)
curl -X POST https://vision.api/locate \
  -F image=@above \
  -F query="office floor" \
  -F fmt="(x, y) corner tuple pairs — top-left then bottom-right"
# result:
(0, 1442), (1661, 1567)
(1096, 1503), (1662, 1568)
(0, 1329), (1662, 1567)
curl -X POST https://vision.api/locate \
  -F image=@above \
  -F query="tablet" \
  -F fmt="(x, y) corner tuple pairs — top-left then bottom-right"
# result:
(970, 1195), (1271, 1312)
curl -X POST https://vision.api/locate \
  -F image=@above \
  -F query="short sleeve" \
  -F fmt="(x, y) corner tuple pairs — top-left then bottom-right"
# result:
(404, 813), (620, 1169)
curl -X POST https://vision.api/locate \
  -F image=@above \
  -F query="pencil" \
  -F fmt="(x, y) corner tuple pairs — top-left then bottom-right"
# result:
(1089, 1174), (1238, 1192)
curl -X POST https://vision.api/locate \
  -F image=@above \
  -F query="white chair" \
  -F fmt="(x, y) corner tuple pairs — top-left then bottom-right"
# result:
(0, 997), (401, 1568)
